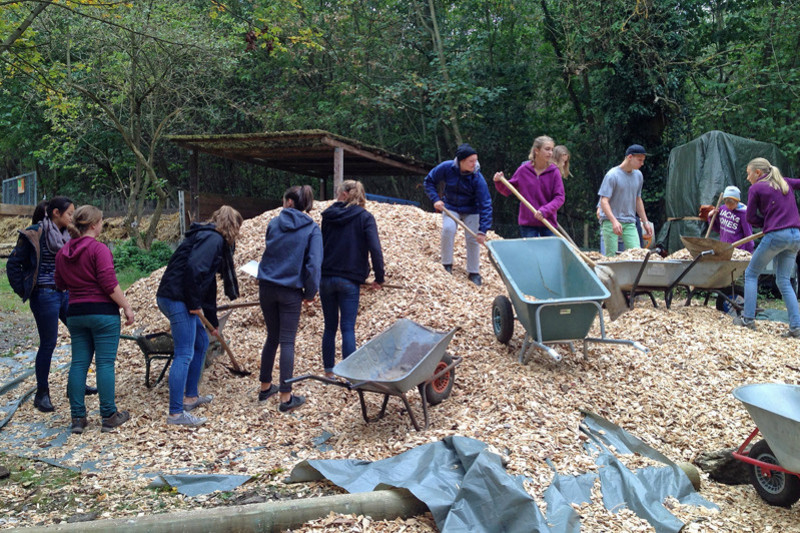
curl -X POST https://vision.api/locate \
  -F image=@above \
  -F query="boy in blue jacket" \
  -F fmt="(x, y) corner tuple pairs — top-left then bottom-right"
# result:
(423, 143), (493, 286)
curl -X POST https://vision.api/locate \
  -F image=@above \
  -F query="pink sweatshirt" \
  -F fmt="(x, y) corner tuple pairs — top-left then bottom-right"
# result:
(54, 236), (119, 305)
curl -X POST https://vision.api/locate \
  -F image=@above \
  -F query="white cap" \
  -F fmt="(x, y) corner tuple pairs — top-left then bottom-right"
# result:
(723, 186), (741, 201)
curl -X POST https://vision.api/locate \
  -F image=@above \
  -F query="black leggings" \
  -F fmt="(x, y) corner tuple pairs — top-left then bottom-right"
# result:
(258, 282), (303, 393)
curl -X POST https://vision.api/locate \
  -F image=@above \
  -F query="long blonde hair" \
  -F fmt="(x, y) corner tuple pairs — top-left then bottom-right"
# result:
(749, 157), (788, 194)
(552, 145), (570, 179)
(211, 205), (243, 246)
(527, 135), (554, 163)
(67, 205), (102, 239)
(336, 180), (366, 208)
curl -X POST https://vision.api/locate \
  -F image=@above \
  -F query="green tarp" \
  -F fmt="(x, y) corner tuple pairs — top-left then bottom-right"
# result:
(657, 130), (792, 253)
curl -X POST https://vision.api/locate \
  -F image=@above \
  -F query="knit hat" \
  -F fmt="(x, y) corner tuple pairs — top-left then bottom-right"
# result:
(454, 143), (477, 162)
(723, 186), (741, 201)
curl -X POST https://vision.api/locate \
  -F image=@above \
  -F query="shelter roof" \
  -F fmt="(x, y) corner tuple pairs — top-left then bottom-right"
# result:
(167, 129), (432, 178)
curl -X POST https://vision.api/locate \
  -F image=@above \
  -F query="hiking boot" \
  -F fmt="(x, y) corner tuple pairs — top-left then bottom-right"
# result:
(167, 412), (207, 426)
(33, 392), (54, 413)
(443, 264), (453, 274)
(101, 410), (130, 433)
(70, 417), (87, 435)
(184, 394), (213, 411)
(258, 385), (279, 403)
(279, 394), (306, 413)
(733, 315), (756, 330)
(782, 327), (800, 338)
(468, 273), (482, 286)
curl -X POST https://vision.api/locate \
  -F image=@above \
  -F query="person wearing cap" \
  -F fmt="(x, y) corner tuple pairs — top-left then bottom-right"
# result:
(597, 144), (653, 257)
(705, 186), (754, 253)
(423, 143), (493, 286)
(493, 135), (565, 238)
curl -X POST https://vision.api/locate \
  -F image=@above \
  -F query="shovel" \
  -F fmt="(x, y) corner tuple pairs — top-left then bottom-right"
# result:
(495, 175), (628, 320)
(196, 312), (251, 377)
(704, 192), (724, 239)
(441, 206), (486, 246)
(680, 231), (762, 261)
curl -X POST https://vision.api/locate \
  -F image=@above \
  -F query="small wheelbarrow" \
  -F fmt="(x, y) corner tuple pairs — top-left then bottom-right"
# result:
(121, 309), (235, 388)
(287, 319), (460, 431)
(732, 383), (800, 507)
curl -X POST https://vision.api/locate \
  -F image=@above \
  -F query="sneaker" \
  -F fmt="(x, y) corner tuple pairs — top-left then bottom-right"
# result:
(167, 411), (207, 426)
(733, 315), (756, 330)
(184, 394), (213, 411)
(101, 410), (130, 433)
(468, 273), (482, 286)
(70, 417), (87, 435)
(258, 385), (279, 403)
(782, 328), (800, 338)
(443, 264), (453, 274)
(278, 394), (306, 413)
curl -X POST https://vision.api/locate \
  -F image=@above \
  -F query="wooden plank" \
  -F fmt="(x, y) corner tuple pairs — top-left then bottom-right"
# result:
(0, 203), (35, 217)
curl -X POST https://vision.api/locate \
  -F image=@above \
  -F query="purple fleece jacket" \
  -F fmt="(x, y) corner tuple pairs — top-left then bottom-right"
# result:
(54, 236), (119, 305)
(494, 161), (564, 228)
(709, 204), (754, 252)
(746, 177), (800, 234)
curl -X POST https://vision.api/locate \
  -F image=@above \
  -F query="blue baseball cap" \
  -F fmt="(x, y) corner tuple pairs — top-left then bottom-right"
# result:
(625, 144), (649, 156)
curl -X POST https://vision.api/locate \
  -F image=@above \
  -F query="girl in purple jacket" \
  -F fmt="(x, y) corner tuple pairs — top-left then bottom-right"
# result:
(493, 135), (565, 237)
(706, 186), (754, 253)
(734, 158), (800, 336)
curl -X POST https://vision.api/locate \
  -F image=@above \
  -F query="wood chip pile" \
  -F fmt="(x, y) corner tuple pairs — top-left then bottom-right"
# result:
(3, 201), (800, 531)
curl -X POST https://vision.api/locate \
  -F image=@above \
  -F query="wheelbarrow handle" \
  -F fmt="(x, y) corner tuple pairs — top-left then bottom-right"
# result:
(217, 301), (260, 311)
(286, 374), (353, 388)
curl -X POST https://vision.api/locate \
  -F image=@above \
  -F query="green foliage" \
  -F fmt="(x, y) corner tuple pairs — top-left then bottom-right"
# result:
(112, 239), (173, 273)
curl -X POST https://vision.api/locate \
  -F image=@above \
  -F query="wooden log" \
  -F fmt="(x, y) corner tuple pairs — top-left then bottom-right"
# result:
(695, 447), (751, 485)
(0, 203), (35, 217)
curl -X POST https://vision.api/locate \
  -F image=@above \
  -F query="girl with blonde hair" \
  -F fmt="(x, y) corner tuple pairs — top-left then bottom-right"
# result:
(55, 205), (134, 434)
(734, 158), (800, 336)
(493, 135), (565, 237)
(319, 180), (385, 377)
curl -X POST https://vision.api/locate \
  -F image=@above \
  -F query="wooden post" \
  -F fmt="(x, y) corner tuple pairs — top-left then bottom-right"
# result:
(333, 146), (343, 196)
(189, 149), (199, 222)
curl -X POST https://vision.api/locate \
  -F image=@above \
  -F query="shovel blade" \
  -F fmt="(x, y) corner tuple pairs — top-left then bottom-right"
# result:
(680, 236), (733, 261)
(594, 265), (628, 320)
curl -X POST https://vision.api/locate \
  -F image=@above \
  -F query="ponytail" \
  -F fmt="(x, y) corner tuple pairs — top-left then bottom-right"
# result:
(32, 196), (74, 224)
(749, 157), (788, 195)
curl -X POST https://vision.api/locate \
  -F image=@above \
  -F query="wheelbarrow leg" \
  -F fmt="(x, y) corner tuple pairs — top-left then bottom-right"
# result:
(356, 390), (390, 424)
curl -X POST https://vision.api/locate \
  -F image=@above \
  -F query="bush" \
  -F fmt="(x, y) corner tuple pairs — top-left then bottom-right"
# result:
(112, 239), (173, 273)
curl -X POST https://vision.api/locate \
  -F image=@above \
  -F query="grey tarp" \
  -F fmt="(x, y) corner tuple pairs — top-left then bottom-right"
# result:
(288, 422), (717, 533)
(657, 130), (792, 253)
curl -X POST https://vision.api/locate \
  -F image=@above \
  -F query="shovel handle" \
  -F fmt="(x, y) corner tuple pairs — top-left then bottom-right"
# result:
(217, 301), (260, 311)
(704, 192), (724, 239)
(441, 207), (485, 246)
(195, 311), (245, 374)
(731, 231), (763, 248)
(496, 175), (597, 267)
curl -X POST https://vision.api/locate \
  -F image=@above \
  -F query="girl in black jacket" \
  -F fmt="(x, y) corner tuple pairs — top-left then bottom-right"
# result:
(7, 197), (79, 412)
(319, 181), (385, 377)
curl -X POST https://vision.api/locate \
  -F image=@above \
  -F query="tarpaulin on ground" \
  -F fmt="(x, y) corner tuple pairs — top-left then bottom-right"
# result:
(658, 130), (792, 253)
(288, 416), (717, 533)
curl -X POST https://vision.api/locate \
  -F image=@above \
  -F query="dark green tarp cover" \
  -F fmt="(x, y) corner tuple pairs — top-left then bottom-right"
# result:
(657, 130), (792, 253)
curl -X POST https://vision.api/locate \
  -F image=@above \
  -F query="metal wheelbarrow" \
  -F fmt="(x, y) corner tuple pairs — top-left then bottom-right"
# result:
(487, 238), (646, 363)
(121, 310), (232, 388)
(287, 319), (460, 431)
(732, 383), (800, 507)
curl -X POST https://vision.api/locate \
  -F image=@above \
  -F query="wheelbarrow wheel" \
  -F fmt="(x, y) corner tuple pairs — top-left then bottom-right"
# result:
(425, 353), (455, 406)
(492, 295), (514, 344)
(715, 286), (744, 316)
(748, 439), (800, 507)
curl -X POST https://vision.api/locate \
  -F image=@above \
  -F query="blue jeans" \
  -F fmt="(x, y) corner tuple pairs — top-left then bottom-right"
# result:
(320, 276), (361, 373)
(157, 297), (208, 415)
(259, 282), (302, 393)
(29, 288), (69, 393)
(519, 226), (553, 238)
(743, 228), (800, 327)
(66, 314), (120, 418)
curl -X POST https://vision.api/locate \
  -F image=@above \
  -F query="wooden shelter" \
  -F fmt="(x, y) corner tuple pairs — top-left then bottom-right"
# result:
(167, 129), (432, 220)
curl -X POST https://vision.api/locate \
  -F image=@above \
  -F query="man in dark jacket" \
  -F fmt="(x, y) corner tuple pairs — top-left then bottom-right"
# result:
(423, 143), (493, 285)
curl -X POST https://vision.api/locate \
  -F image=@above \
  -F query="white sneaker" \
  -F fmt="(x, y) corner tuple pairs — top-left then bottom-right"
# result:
(167, 412), (207, 426)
